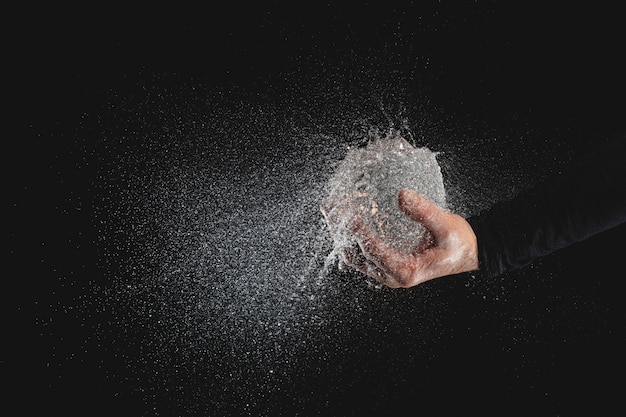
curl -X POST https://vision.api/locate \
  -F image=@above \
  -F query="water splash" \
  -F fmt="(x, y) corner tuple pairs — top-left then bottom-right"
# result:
(321, 133), (447, 275)
(91, 75), (556, 414)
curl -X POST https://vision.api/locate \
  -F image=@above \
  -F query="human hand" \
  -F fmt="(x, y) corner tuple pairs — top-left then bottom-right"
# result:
(343, 189), (479, 288)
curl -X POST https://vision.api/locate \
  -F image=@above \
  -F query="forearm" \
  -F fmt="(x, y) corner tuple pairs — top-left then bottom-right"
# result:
(468, 138), (626, 278)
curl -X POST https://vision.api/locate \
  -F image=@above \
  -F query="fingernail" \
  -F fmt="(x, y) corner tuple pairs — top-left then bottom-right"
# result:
(399, 189), (414, 208)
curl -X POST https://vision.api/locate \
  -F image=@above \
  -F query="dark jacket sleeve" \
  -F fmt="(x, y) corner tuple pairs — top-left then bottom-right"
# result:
(467, 136), (626, 278)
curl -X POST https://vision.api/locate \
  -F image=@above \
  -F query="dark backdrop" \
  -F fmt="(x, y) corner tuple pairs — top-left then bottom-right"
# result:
(9, 2), (625, 416)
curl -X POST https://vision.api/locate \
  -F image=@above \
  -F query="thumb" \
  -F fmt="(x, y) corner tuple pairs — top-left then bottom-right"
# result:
(398, 189), (448, 238)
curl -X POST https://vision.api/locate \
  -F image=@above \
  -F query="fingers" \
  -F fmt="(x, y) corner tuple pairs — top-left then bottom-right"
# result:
(322, 196), (395, 286)
(324, 191), (475, 288)
(350, 217), (410, 277)
(398, 189), (448, 239)
(340, 244), (400, 287)
(324, 191), (456, 288)
(349, 214), (450, 287)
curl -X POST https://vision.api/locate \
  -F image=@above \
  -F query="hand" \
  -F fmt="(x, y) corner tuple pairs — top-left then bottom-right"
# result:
(345, 189), (479, 288)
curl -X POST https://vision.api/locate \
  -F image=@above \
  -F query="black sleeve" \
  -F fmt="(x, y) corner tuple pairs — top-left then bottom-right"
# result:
(466, 136), (626, 279)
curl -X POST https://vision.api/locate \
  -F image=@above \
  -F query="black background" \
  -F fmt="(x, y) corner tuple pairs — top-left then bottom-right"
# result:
(9, 2), (626, 416)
